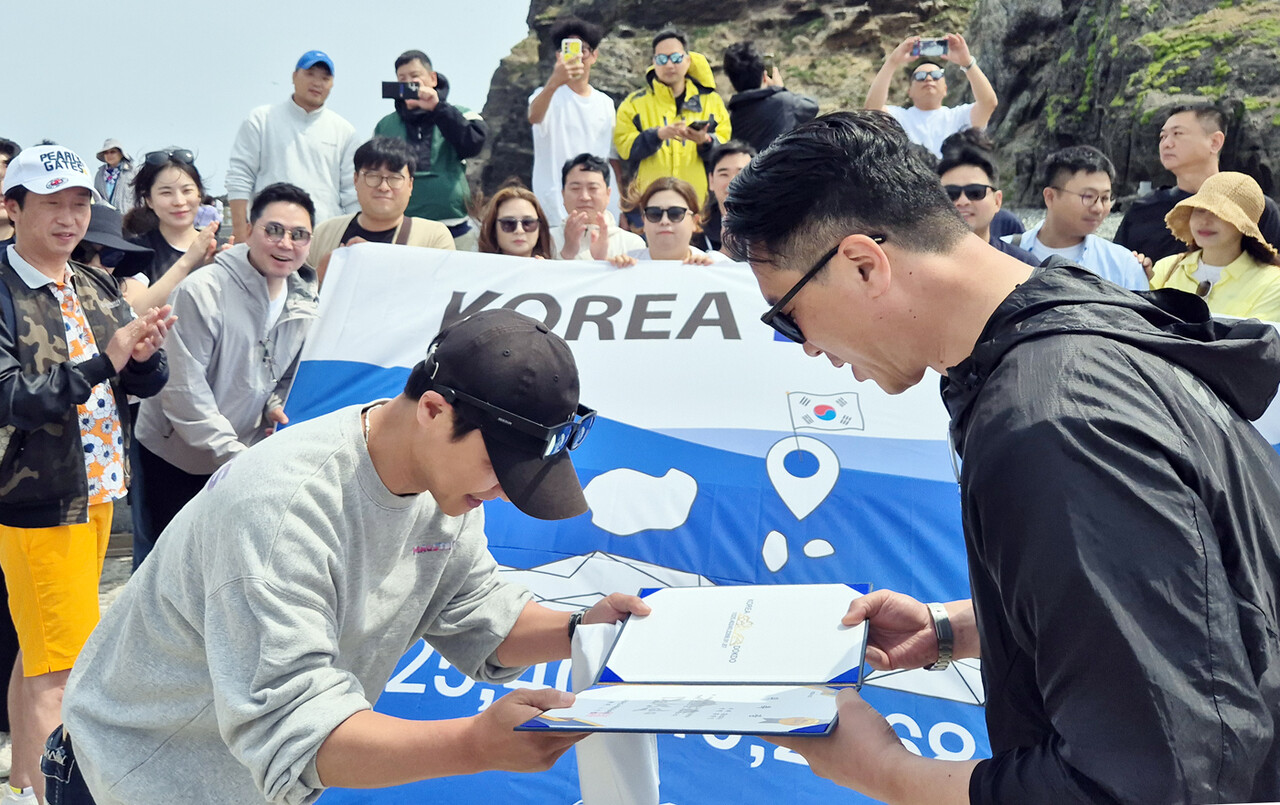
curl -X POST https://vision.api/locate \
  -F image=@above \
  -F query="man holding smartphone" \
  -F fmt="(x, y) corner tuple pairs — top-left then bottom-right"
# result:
(865, 34), (998, 158)
(528, 18), (621, 228)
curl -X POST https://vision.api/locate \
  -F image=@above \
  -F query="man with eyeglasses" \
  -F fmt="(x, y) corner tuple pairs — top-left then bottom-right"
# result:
(375, 49), (487, 251)
(1005, 145), (1148, 290)
(53, 308), (649, 805)
(614, 28), (731, 208)
(936, 136), (1037, 267)
(529, 18), (622, 228)
(0, 145), (174, 805)
(865, 34), (998, 158)
(130, 183), (319, 568)
(226, 50), (359, 245)
(723, 109), (1280, 804)
(309, 137), (455, 283)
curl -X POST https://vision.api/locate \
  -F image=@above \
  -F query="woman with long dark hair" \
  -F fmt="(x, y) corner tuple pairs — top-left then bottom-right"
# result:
(124, 149), (223, 307)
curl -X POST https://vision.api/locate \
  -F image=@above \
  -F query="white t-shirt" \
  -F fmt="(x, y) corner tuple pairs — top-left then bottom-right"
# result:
(529, 84), (622, 227)
(885, 103), (975, 157)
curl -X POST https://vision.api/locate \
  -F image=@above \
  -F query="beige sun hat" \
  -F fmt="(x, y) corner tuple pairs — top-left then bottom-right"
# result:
(1164, 171), (1277, 257)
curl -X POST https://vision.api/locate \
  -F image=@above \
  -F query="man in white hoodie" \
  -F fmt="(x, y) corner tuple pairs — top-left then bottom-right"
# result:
(225, 50), (359, 244)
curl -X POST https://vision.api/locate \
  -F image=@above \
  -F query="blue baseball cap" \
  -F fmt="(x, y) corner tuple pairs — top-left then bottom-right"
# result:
(296, 50), (335, 74)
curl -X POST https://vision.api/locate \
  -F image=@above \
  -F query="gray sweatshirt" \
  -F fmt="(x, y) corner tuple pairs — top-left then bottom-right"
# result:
(134, 243), (318, 475)
(63, 404), (533, 804)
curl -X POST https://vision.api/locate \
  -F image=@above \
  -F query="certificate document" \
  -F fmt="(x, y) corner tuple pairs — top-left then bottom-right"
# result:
(598, 583), (870, 685)
(517, 583), (870, 735)
(518, 684), (841, 735)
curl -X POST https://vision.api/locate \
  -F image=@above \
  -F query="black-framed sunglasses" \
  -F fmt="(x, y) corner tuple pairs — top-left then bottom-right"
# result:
(144, 148), (196, 166)
(654, 52), (686, 65)
(497, 217), (540, 233)
(434, 384), (596, 459)
(943, 183), (996, 202)
(257, 222), (313, 244)
(643, 205), (689, 224)
(760, 234), (887, 344)
(72, 242), (126, 269)
(912, 69), (945, 81)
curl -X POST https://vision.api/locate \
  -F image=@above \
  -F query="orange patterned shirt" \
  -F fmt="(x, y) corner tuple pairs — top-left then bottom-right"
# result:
(51, 277), (125, 504)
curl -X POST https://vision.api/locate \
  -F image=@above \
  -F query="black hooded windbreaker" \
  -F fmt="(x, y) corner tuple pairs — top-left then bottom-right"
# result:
(941, 262), (1280, 803)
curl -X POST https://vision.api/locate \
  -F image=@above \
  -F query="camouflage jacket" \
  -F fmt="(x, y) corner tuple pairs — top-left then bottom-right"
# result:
(0, 249), (169, 527)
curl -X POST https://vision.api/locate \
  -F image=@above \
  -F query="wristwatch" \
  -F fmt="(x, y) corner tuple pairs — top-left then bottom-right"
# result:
(924, 602), (953, 671)
(960, 58), (978, 73)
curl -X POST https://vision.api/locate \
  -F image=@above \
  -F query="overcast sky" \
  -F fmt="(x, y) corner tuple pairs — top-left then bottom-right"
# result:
(4, 0), (531, 195)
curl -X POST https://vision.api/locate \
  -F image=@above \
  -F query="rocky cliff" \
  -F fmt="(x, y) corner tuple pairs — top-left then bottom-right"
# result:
(471, 0), (1280, 207)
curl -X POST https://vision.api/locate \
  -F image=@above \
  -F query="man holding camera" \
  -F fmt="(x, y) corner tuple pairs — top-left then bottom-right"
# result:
(723, 41), (819, 153)
(865, 34), (998, 158)
(226, 51), (359, 244)
(374, 50), (487, 251)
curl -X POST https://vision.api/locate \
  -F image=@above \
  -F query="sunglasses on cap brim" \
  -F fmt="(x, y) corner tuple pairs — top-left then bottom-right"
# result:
(433, 384), (596, 459)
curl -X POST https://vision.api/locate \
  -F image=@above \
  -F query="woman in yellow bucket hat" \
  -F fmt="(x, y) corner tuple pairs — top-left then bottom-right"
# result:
(1150, 171), (1280, 321)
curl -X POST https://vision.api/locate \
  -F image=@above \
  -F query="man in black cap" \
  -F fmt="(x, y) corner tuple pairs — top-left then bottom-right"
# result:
(52, 309), (649, 805)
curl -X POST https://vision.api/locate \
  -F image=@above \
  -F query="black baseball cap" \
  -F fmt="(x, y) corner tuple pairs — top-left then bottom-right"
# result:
(406, 309), (591, 521)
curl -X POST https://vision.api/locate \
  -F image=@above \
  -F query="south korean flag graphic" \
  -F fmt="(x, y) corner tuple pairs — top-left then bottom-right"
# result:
(787, 391), (864, 432)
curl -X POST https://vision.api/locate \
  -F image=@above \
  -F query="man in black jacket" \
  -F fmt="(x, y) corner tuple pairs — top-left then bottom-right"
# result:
(723, 41), (818, 153)
(724, 111), (1280, 804)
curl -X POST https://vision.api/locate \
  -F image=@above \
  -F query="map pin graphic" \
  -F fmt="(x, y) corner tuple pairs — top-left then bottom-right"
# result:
(766, 436), (839, 520)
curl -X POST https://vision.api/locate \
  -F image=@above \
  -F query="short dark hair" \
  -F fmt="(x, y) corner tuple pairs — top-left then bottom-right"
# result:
(3, 186), (28, 208)
(250, 182), (316, 226)
(1039, 145), (1115, 190)
(652, 28), (688, 52)
(401, 361), (483, 440)
(723, 42), (765, 93)
(0, 138), (19, 162)
(938, 129), (999, 184)
(707, 140), (757, 175)
(549, 17), (604, 51)
(354, 136), (417, 175)
(1167, 103), (1228, 136)
(723, 111), (970, 266)
(395, 50), (432, 72)
(561, 153), (610, 188)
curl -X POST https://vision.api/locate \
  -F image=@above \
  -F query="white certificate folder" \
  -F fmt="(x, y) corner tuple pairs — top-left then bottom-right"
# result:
(519, 582), (870, 735)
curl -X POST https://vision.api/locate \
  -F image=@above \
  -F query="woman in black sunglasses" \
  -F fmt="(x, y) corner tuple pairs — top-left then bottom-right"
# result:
(610, 177), (719, 267)
(123, 149), (225, 301)
(477, 184), (553, 259)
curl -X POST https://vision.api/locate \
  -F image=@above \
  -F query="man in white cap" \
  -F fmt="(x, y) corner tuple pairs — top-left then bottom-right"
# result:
(92, 139), (136, 212)
(0, 145), (175, 804)
(225, 50), (359, 243)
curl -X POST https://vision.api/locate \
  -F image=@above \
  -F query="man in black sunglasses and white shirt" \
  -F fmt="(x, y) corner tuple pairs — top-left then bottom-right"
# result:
(865, 34), (998, 158)
(55, 308), (648, 805)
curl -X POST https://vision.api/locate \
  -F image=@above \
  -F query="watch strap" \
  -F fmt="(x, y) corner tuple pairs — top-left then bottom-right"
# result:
(924, 602), (954, 671)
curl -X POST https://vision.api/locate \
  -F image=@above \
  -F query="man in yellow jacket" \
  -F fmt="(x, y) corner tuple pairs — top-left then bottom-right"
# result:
(614, 28), (731, 207)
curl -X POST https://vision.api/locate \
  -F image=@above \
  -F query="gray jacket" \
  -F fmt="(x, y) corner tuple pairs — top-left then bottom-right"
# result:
(135, 243), (317, 474)
(93, 160), (137, 212)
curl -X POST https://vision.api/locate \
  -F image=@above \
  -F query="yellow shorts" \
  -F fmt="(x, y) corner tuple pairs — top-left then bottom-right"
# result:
(0, 502), (112, 676)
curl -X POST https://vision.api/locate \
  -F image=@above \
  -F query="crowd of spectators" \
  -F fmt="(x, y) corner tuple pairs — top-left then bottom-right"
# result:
(2, 17), (1280, 805)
